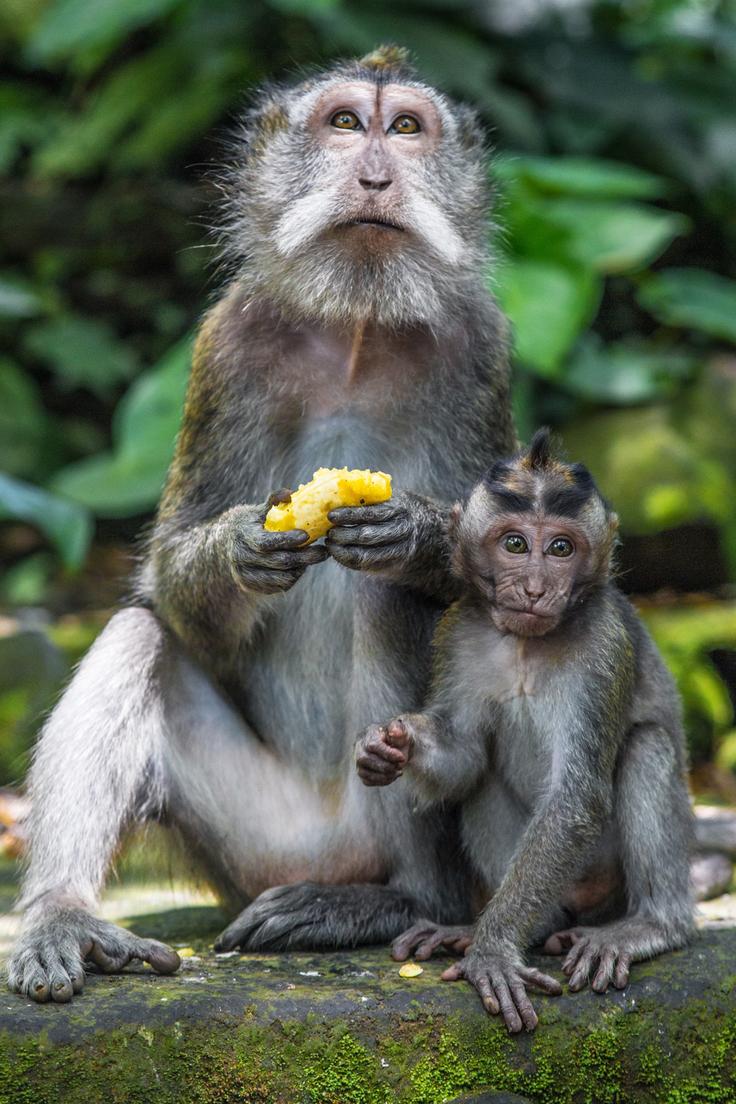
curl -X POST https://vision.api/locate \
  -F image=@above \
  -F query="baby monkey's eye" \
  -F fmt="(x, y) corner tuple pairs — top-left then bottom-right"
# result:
(391, 114), (421, 135)
(331, 110), (362, 130)
(547, 537), (574, 558)
(503, 534), (528, 554)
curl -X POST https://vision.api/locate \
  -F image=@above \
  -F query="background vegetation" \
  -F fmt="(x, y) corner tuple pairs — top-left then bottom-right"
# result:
(1, 0), (735, 791)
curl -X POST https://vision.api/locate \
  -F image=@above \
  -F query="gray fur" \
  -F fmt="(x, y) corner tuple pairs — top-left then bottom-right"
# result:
(357, 449), (694, 1032)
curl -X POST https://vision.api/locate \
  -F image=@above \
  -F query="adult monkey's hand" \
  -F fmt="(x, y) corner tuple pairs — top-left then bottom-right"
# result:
(326, 491), (460, 601)
(229, 493), (328, 595)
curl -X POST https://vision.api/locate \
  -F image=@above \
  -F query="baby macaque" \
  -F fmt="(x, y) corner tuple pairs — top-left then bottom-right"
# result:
(355, 429), (694, 1032)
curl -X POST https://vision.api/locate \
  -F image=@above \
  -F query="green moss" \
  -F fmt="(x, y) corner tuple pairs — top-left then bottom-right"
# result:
(2, 934), (736, 1104)
(1, 1000), (735, 1104)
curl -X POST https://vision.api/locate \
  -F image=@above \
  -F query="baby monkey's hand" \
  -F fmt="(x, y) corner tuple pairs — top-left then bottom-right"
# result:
(355, 718), (412, 786)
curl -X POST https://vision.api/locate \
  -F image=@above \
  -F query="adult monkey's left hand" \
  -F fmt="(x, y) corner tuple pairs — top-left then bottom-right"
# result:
(326, 491), (459, 600)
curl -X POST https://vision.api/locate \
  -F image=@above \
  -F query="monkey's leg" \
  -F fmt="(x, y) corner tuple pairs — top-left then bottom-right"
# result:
(155, 658), (450, 954)
(8, 608), (180, 1003)
(544, 723), (694, 993)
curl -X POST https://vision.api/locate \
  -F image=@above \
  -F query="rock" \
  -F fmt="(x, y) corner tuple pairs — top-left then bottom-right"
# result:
(1, 888), (736, 1104)
(694, 805), (736, 857)
(691, 851), (734, 900)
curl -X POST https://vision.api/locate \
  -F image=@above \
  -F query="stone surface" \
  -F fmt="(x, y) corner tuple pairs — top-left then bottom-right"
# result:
(694, 805), (736, 857)
(1, 877), (736, 1104)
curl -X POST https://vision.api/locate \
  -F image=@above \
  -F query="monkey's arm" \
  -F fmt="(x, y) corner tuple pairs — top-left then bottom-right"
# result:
(326, 492), (461, 601)
(355, 711), (487, 805)
(145, 320), (327, 659)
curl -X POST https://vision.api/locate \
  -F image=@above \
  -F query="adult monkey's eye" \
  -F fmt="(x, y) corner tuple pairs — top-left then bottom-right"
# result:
(547, 537), (574, 558)
(331, 110), (361, 130)
(503, 534), (528, 554)
(392, 114), (420, 135)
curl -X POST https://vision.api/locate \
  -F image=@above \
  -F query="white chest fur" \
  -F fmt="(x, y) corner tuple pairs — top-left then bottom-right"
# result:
(450, 619), (574, 801)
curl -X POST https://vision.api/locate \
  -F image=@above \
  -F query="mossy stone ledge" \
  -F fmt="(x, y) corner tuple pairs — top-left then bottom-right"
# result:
(1, 900), (735, 1104)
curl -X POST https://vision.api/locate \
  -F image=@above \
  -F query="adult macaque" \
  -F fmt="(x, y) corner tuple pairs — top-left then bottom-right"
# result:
(9, 46), (516, 1002)
(356, 430), (694, 1032)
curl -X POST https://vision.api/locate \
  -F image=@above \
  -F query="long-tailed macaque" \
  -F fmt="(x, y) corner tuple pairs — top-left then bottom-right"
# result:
(8, 46), (516, 1002)
(356, 430), (694, 1032)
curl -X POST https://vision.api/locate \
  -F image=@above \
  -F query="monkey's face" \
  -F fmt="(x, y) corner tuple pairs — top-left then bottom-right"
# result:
(228, 75), (490, 327)
(474, 517), (592, 638)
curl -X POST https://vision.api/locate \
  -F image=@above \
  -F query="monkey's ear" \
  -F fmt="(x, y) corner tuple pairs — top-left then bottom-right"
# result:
(453, 104), (485, 151)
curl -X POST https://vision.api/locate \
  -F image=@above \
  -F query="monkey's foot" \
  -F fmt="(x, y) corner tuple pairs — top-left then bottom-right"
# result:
(442, 946), (562, 1033)
(7, 904), (180, 1003)
(214, 882), (419, 952)
(391, 921), (473, 961)
(544, 924), (634, 993)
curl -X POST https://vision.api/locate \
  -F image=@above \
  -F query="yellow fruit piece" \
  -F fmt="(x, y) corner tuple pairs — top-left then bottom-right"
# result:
(177, 947), (196, 957)
(264, 467), (392, 543)
(398, 962), (424, 978)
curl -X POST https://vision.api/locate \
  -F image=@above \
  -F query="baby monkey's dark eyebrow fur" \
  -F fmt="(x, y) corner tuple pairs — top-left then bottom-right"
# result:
(486, 484), (535, 513)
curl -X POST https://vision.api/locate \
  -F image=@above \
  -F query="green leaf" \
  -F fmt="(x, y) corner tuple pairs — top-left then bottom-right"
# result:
(508, 197), (688, 275)
(31, 45), (181, 177)
(51, 337), (191, 517)
(0, 473), (92, 569)
(23, 315), (139, 398)
(493, 259), (601, 377)
(0, 358), (50, 478)
(638, 269), (736, 344)
(27, 0), (184, 67)
(562, 335), (695, 405)
(494, 155), (669, 199)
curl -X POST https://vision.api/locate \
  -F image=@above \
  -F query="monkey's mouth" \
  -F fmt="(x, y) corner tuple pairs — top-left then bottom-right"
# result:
(341, 217), (404, 232)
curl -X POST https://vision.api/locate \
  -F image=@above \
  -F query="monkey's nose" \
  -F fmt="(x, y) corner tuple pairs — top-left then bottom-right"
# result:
(523, 585), (546, 601)
(358, 175), (392, 191)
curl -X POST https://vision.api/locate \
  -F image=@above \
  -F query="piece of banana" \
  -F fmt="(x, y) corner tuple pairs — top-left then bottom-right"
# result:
(264, 467), (392, 543)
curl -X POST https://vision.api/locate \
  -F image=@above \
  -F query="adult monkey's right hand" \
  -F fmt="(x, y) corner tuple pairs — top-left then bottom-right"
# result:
(229, 494), (328, 595)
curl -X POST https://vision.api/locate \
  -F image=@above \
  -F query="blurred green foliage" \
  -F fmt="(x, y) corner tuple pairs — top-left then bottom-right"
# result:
(1, 0), (736, 776)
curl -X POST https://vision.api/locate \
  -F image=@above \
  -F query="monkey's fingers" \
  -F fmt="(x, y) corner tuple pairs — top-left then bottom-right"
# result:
(392, 922), (472, 962)
(385, 718), (412, 750)
(326, 519), (410, 549)
(561, 936), (589, 976)
(518, 965), (563, 995)
(86, 942), (131, 974)
(254, 528), (311, 550)
(356, 749), (403, 783)
(490, 977), (525, 1033)
(328, 503), (405, 527)
(591, 949), (617, 993)
(543, 928), (583, 955)
(613, 952), (631, 989)
(566, 942), (596, 992)
(240, 546), (328, 570)
(138, 939), (181, 975)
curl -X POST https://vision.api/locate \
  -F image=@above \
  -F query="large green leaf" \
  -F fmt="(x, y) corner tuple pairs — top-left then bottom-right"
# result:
(23, 315), (139, 398)
(27, 0), (184, 67)
(638, 269), (736, 344)
(51, 337), (191, 517)
(0, 473), (92, 569)
(508, 197), (688, 275)
(561, 335), (696, 405)
(494, 155), (669, 199)
(493, 259), (601, 377)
